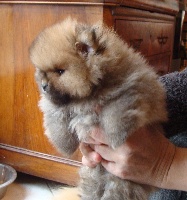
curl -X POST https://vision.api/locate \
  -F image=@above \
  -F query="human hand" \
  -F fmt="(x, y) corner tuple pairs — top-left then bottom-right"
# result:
(79, 124), (176, 189)
(80, 126), (104, 168)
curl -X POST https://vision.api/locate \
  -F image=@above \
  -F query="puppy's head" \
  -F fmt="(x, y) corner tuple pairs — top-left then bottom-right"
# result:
(29, 18), (112, 106)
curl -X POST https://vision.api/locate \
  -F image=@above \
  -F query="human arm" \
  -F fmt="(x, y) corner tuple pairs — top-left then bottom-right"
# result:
(80, 125), (187, 192)
(160, 69), (187, 137)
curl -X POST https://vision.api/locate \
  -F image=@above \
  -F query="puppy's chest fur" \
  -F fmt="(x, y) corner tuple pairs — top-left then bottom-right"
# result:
(67, 88), (135, 149)
(67, 99), (105, 142)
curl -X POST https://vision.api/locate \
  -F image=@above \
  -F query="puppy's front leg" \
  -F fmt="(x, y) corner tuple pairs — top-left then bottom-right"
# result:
(100, 96), (148, 149)
(39, 97), (79, 156)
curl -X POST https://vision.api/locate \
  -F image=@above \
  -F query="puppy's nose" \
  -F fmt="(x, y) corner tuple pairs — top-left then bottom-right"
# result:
(42, 83), (48, 91)
(42, 80), (48, 92)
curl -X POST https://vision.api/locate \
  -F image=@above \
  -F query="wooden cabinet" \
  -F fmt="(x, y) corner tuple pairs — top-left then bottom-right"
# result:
(0, 0), (179, 186)
(115, 7), (176, 75)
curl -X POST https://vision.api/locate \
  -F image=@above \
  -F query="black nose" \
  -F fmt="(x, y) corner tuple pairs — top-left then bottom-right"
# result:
(42, 83), (48, 92)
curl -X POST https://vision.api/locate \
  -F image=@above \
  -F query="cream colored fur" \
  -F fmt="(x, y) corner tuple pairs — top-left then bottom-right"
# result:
(30, 18), (168, 200)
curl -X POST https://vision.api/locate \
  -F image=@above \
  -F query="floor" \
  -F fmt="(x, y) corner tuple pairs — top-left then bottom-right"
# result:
(2, 173), (80, 200)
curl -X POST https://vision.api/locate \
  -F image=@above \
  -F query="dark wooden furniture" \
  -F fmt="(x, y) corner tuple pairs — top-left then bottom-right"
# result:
(0, 0), (179, 186)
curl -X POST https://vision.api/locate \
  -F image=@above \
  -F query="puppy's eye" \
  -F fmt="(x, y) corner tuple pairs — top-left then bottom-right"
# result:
(55, 69), (65, 75)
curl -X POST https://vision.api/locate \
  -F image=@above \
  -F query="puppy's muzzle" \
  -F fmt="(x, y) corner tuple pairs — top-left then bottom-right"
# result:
(42, 79), (48, 92)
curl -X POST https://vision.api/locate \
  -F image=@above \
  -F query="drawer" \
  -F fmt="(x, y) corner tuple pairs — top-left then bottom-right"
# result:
(147, 54), (170, 75)
(115, 20), (174, 57)
(149, 23), (174, 55)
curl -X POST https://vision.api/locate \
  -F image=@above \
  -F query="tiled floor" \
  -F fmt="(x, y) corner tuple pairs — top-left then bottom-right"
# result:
(2, 173), (80, 200)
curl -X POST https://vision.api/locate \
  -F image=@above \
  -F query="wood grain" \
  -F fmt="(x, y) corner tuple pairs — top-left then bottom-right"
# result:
(0, 0), (119, 6)
(0, 3), (103, 156)
(121, 0), (179, 15)
(0, 3), (105, 184)
(0, 144), (81, 185)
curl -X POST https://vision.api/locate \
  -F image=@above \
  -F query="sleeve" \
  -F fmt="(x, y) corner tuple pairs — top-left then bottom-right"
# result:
(159, 69), (187, 137)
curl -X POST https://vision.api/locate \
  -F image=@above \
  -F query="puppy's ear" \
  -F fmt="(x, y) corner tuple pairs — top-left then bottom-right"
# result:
(75, 25), (100, 57)
(75, 42), (94, 56)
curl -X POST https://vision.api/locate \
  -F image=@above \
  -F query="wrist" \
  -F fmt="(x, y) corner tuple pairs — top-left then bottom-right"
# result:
(154, 141), (176, 189)
(160, 142), (177, 189)
(161, 146), (187, 191)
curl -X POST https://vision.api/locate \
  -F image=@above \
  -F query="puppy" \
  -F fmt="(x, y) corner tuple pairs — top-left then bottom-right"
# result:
(29, 18), (167, 200)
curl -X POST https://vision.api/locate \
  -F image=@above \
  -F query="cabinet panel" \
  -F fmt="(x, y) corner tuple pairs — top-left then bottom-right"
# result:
(149, 23), (174, 55)
(116, 20), (174, 56)
(116, 20), (149, 55)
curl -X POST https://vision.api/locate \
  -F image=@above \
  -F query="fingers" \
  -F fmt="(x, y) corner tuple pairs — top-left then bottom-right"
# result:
(80, 143), (102, 167)
(101, 160), (124, 178)
(82, 156), (98, 168)
(80, 142), (127, 179)
(94, 144), (116, 162)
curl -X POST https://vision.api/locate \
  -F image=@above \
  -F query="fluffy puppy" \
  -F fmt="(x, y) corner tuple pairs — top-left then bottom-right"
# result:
(29, 18), (167, 200)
